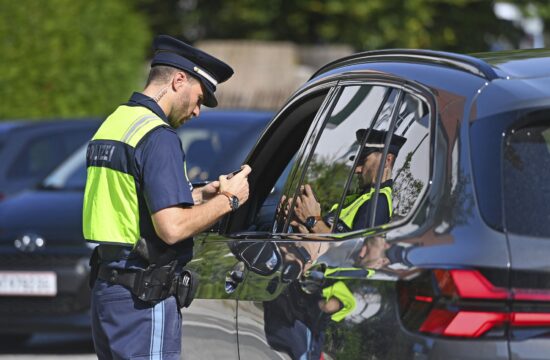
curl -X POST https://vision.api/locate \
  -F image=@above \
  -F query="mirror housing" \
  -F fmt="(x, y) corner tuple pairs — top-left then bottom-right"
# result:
(231, 241), (282, 276)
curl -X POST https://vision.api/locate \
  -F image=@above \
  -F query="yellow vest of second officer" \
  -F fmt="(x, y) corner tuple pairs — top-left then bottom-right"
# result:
(331, 186), (393, 230)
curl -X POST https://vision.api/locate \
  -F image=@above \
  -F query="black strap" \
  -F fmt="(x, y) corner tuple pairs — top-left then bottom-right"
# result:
(97, 266), (140, 290)
(88, 247), (100, 289)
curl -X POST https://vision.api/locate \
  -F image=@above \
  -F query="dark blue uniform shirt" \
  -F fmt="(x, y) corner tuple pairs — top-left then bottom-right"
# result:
(104, 92), (194, 269)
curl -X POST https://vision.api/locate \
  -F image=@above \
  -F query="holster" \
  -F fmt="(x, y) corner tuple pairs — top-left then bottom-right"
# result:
(175, 268), (199, 308)
(97, 262), (199, 307)
(132, 261), (178, 303)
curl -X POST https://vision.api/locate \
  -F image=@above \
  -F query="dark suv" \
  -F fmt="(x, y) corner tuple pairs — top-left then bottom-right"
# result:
(177, 49), (550, 359)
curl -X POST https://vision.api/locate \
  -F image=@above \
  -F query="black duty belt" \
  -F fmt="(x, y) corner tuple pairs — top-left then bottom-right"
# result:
(97, 264), (176, 303)
(96, 264), (198, 308)
(98, 266), (140, 292)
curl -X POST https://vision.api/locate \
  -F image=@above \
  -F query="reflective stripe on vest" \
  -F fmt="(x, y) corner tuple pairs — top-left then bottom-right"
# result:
(324, 267), (375, 280)
(82, 105), (168, 246)
(322, 281), (357, 322)
(331, 186), (393, 230)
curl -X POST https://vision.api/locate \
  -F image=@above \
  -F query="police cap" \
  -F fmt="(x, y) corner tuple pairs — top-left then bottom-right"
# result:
(151, 35), (234, 107)
(351, 129), (407, 162)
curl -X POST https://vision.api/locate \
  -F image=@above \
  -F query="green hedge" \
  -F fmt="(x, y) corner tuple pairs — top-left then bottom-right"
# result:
(0, 0), (151, 119)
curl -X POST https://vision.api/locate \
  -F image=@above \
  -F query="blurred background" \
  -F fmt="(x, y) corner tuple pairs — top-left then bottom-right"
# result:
(0, 0), (549, 119)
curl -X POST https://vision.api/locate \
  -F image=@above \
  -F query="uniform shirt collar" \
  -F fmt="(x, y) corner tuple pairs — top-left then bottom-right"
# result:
(380, 179), (393, 189)
(363, 179), (393, 193)
(126, 92), (169, 124)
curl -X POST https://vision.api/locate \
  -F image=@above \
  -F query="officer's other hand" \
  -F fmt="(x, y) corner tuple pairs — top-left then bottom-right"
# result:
(219, 165), (251, 204)
(318, 297), (343, 315)
(201, 181), (220, 201)
(290, 219), (309, 233)
(294, 184), (321, 223)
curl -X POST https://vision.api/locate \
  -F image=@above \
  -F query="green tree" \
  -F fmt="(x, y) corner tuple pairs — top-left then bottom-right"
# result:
(0, 0), (150, 119)
(177, 0), (522, 52)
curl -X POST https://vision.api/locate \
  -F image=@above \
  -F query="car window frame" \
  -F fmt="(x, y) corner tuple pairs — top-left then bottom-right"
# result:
(282, 78), (436, 237)
(223, 74), (437, 242)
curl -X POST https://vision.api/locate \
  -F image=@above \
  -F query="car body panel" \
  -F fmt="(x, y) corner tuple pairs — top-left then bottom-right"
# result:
(216, 50), (550, 359)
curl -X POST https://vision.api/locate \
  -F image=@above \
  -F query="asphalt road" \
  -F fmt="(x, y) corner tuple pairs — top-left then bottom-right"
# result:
(0, 333), (96, 360)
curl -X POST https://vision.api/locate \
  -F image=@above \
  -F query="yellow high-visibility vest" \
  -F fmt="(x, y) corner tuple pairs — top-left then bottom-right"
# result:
(83, 105), (169, 246)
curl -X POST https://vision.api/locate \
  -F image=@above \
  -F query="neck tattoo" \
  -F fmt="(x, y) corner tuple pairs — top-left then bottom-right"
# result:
(153, 87), (168, 102)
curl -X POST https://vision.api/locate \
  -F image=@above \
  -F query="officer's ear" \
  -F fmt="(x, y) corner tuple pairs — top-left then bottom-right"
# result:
(358, 243), (369, 259)
(171, 71), (188, 91)
(385, 153), (396, 168)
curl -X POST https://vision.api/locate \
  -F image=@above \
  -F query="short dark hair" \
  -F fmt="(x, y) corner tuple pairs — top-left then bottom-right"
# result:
(146, 65), (177, 86)
(146, 65), (199, 86)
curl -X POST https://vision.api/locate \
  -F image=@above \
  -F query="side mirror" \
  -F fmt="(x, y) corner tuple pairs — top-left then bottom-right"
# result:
(232, 241), (282, 276)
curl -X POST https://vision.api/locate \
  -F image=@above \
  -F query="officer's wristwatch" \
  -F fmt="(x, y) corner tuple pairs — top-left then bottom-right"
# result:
(220, 191), (239, 212)
(305, 216), (323, 231)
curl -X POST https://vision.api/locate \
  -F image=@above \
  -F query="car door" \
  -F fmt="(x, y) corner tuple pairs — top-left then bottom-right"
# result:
(179, 85), (336, 360)
(233, 80), (434, 359)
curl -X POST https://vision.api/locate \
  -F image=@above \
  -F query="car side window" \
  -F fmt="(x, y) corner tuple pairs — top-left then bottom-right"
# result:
(390, 93), (431, 223)
(285, 85), (397, 234)
(7, 134), (65, 179)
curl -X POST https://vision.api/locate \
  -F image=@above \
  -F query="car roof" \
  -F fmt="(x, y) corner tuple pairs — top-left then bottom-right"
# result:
(472, 49), (550, 79)
(311, 48), (550, 82)
(0, 121), (28, 135)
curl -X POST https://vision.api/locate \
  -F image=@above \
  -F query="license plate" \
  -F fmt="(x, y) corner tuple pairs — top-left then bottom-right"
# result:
(0, 271), (57, 296)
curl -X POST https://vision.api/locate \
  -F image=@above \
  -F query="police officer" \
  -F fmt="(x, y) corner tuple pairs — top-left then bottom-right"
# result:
(83, 35), (250, 360)
(292, 129), (406, 233)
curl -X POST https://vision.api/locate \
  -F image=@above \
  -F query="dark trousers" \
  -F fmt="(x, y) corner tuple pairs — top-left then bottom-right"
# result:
(91, 279), (181, 360)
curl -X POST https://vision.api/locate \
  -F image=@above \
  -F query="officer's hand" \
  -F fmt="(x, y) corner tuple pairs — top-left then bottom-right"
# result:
(219, 165), (251, 205)
(294, 184), (321, 222)
(318, 297), (343, 315)
(201, 181), (220, 201)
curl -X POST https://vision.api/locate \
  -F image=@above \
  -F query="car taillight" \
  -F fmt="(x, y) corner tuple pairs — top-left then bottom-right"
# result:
(398, 269), (550, 339)
(419, 310), (507, 337)
(434, 269), (508, 299)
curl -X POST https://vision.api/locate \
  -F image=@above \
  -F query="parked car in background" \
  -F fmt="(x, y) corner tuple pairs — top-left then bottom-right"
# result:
(0, 119), (100, 200)
(173, 49), (550, 360)
(0, 110), (272, 345)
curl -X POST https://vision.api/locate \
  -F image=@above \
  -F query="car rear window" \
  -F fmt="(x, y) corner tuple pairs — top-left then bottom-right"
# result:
(503, 123), (550, 237)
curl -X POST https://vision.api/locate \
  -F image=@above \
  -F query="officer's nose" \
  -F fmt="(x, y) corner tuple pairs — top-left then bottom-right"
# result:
(192, 104), (201, 118)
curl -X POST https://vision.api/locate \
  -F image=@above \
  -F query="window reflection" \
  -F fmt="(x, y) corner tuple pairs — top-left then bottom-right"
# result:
(390, 93), (430, 222)
(288, 85), (394, 234)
